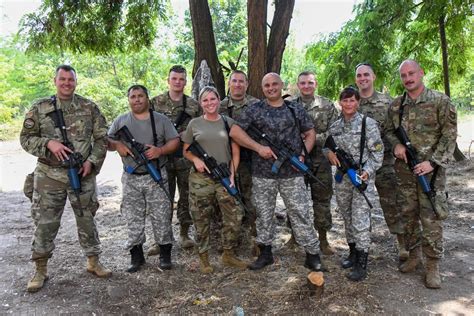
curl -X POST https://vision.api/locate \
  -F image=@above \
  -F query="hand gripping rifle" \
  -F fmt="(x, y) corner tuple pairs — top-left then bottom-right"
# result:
(395, 126), (439, 218)
(46, 96), (84, 216)
(115, 125), (172, 201)
(186, 141), (250, 213)
(247, 125), (326, 188)
(324, 135), (373, 208)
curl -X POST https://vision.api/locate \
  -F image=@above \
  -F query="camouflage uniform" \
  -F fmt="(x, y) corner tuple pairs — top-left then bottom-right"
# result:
(20, 94), (108, 259)
(359, 92), (403, 235)
(237, 100), (320, 254)
(188, 171), (243, 253)
(220, 94), (260, 229)
(386, 88), (457, 258)
(121, 171), (173, 249)
(182, 116), (243, 254)
(108, 111), (178, 250)
(150, 92), (200, 225)
(326, 112), (384, 251)
(288, 95), (338, 231)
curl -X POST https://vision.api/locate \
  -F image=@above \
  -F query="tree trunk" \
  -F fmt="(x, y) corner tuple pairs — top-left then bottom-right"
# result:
(189, 0), (225, 98)
(438, 14), (450, 97)
(267, 0), (295, 74)
(247, 0), (268, 99)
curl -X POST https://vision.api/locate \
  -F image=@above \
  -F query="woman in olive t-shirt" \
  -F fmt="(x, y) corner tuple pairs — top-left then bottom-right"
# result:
(182, 86), (248, 273)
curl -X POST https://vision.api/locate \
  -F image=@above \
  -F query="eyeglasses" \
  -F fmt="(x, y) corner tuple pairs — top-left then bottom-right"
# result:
(355, 62), (374, 71)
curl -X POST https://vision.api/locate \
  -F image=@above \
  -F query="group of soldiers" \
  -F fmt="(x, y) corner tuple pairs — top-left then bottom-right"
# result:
(20, 59), (457, 293)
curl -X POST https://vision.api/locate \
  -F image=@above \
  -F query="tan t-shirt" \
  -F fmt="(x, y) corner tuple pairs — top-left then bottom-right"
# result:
(182, 115), (235, 165)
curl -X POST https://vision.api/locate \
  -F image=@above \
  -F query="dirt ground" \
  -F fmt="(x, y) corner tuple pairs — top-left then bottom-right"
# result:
(0, 137), (473, 315)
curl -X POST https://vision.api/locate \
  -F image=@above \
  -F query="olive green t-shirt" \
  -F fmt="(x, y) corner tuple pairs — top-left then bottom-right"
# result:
(182, 115), (235, 165)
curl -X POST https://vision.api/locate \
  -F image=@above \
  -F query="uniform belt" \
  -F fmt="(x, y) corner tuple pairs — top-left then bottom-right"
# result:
(38, 158), (66, 168)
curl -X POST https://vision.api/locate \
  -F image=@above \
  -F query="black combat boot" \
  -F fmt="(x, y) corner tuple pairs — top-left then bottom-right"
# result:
(159, 244), (173, 270)
(304, 252), (323, 271)
(249, 245), (274, 270)
(127, 244), (145, 273)
(341, 242), (356, 269)
(347, 249), (368, 282)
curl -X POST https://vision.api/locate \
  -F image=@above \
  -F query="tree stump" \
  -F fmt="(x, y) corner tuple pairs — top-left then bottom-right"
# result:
(307, 271), (324, 298)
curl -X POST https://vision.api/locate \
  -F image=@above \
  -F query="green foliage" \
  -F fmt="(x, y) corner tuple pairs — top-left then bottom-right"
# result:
(175, 0), (248, 78)
(19, 0), (168, 54)
(305, 0), (473, 100)
(0, 36), (177, 125)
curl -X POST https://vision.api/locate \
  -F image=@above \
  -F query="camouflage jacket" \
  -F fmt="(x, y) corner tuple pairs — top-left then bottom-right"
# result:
(150, 92), (200, 134)
(359, 91), (394, 165)
(326, 112), (384, 177)
(20, 94), (108, 174)
(219, 94), (260, 119)
(386, 88), (457, 168)
(287, 94), (339, 164)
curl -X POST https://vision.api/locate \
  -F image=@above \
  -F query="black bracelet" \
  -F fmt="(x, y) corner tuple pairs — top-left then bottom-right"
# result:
(429, 160), (437, 168)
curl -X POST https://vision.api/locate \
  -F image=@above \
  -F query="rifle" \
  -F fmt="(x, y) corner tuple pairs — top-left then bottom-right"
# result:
(47, 96), (84, 217)
(186, 141), (250, 213)
(324, 135), (373, 208)
(395, 125), (439, 218)
(115, 125), (172, 201)
(247, 125), (326, 188)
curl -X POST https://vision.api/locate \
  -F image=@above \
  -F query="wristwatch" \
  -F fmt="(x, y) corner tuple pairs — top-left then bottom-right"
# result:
(429, 160), (437, 168)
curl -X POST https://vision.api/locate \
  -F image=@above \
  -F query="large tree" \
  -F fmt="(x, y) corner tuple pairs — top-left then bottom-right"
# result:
(19, 0), (295, 100)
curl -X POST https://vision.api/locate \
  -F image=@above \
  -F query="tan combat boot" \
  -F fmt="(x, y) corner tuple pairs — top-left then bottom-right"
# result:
(199, 252), (214, 274)
(86, 255), (112, 278)
(318, 229), (335, 255)
(222, 249), (248, 269)
(27, 258), (49, 292)
(399, 246), (421, 273)
(147, 244), (160, 256)
(424, 258), (441, 289)
(180, 223), (195, 249)
(396, 234), (409, 261)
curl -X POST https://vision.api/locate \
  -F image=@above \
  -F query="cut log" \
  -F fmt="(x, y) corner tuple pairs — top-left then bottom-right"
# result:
(307, 271), (324, 298)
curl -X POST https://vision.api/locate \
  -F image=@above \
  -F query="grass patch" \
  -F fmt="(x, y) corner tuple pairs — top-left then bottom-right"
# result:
(0, 120), (22, 141)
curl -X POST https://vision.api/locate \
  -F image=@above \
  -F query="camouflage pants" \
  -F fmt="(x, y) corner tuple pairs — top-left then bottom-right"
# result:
(252, 176), (320, 254)
(121, 170), (173, 249)
(308, 161), (333, 231)
(189, 172), (243, 254)
(236, 162), (256, 228)
(376, 163), (403, 234)
(395, 161), (446, 259)
(335, 174), (376, 251)
(30, 164), (101, 260)
(166, 157), (193, 226)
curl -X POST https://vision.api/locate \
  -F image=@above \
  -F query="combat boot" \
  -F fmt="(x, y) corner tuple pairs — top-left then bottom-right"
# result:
(396, 234), (409, 261)
(158, 244), (173, 270)
(399, 246), (421, 273)
(147, 243), (160, 256)
(249, 245), (274, 270)
(199, 252), (214, 274)
(222, 249), (248, 269)
(127, 244), (145, 273)
(304, 252), (323, 271)
(27, 258), (49, 292)
(341, 243), (356, 269)
(87, 255), (112, 278)
(318, 229), (335, 255)
(347, 249), (368, 281)
(180, 223), (195, 249)
(424, 258), (441, 289)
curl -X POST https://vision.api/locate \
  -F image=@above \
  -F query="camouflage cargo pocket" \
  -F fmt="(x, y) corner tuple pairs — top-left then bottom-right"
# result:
(434, 191), (449, 220)
(23, 172), (35, 202)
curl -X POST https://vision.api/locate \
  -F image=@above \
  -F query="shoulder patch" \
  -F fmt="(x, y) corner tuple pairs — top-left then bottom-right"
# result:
(23, 118), (36, 129)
